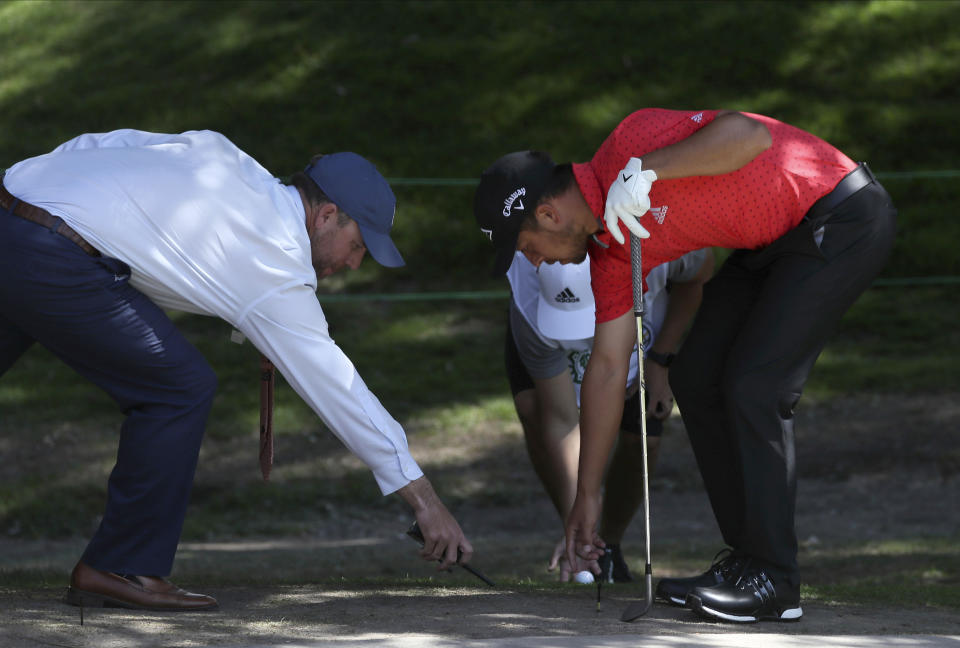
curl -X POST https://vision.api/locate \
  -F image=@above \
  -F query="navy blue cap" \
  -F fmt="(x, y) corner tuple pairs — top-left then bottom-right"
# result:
(305, 152), (404, 268)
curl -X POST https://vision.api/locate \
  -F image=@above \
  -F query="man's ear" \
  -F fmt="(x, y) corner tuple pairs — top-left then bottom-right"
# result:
(535, 201), (562, 230)
(311, 202), (340, 231)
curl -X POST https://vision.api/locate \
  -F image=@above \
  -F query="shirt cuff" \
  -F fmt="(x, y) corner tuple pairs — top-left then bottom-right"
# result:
(372, 458), (425, 495)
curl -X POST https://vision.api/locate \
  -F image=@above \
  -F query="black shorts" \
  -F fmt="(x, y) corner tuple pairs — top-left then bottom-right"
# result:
(505, 316), (663, 437)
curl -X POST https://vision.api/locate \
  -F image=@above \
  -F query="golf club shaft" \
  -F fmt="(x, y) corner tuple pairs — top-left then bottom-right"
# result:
(635, 323), (652, 572)
(637, 326), (650, 571)
(622, 231), (654, 621)
(460, 562), (496, 587)
(631, 232), (652, 570)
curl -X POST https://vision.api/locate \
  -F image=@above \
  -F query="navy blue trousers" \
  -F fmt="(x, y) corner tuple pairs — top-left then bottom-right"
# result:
(670, 179), (897, 584)
(0, 206), (216, 576)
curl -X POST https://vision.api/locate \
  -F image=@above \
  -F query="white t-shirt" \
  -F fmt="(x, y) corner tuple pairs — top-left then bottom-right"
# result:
(507, 249), (708, 404)
(4, 129), (422, 494)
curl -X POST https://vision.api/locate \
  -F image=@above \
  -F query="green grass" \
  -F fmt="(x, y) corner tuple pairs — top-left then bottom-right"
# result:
(809, 284), (960, 396)
(4, 535), (958, 612)
(802, 536), (960, 610)
(1, 0), (959, 288)
(3, 286), (957, 543)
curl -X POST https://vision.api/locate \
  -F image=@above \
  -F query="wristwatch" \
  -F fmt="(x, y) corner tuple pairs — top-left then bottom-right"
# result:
(646, 349), (675, 367)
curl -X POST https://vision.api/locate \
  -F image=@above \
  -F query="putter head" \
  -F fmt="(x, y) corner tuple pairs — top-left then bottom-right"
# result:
(620, 571), (654, 622)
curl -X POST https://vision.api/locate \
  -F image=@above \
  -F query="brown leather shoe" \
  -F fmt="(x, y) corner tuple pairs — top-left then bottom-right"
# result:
(65, 561), (218, 611)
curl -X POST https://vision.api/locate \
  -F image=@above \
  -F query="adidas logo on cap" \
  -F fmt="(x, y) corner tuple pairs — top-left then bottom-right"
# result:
(555, 287), (580, 304)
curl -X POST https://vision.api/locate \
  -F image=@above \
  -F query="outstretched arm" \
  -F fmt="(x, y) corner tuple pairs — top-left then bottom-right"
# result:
(564, 310), (637, 567)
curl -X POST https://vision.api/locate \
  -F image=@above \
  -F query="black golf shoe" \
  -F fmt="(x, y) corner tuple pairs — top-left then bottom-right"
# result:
(597, 544), (633, 583)
(655, 548), (745, 606)
(686, 566), (802, 623)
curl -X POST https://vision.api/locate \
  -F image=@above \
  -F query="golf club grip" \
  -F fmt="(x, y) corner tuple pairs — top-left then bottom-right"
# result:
(406, 521), (496, 586)
(630, 233), (643, 315)
(406, 523), (465, 564)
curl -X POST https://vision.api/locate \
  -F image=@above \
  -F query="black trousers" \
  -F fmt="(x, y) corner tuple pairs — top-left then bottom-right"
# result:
(669, 178), (897, 583)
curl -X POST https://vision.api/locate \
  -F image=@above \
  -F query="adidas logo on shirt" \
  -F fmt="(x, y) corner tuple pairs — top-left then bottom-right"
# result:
(691, 112), (704, 123)
(649, 205), (669, 224)
(555, 287), (580, 304)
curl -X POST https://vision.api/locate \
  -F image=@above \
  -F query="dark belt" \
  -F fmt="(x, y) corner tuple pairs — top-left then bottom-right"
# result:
(804, 162), (876, 228)
(0, 174), (100, 256)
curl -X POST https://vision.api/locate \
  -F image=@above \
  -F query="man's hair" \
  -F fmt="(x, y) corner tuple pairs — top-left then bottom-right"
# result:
(520, 162), (576, 231)
(540, 162), (576, 203)
(290, 154), (351, 226)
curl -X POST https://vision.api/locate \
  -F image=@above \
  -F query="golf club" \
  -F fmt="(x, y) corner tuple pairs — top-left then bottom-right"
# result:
(620, 231), (654, 622)
(406, 521), (496, 587)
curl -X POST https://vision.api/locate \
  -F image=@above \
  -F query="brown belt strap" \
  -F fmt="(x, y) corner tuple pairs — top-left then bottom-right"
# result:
(3, 175), (277, 480)
(259, 354), (275, 481)
(0, 175), (100, 257)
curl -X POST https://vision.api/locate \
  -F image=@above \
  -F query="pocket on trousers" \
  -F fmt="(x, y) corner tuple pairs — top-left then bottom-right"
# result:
(740, 220), (826, 272)
(96, 256), (132, 286)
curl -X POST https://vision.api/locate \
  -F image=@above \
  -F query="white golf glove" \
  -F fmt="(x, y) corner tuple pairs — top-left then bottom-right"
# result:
(603, 157), (656, 245)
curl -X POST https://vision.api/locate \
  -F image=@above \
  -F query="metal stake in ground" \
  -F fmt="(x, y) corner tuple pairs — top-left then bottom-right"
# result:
(621, 232), (654, 622)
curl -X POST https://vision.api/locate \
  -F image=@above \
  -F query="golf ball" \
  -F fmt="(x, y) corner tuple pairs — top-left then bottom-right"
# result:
(573, 570), (595, 584)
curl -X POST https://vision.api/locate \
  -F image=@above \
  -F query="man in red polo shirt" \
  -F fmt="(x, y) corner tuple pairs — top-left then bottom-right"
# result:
(473, 109), (896, 623)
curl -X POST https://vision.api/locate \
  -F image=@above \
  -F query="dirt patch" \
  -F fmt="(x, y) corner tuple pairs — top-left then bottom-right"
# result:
(1, 394), (958, 646)
(2, 584), (959, 648)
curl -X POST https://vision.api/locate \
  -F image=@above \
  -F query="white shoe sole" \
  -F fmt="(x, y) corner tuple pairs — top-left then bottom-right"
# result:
(688, 594), (802, 623)
(700, 604), (802, 623)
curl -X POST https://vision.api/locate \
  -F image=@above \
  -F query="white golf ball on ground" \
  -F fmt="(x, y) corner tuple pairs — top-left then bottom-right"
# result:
(573, 570), (595, 584)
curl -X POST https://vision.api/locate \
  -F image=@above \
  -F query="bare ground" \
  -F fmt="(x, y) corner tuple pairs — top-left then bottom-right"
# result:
(1, 394), (958, 646)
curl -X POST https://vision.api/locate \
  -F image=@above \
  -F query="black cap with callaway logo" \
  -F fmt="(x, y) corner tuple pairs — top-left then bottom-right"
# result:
(473, 150), (555, 276)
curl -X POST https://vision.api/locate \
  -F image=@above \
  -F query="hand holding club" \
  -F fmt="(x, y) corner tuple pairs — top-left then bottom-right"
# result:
(603, 157), (656, 245)
(406, 522), (496, 587)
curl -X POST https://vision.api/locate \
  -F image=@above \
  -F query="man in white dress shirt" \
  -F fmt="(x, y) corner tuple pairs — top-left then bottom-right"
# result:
(0, 129), (471, 611)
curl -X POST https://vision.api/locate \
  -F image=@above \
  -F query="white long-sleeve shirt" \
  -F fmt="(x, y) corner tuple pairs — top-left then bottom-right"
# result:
(4, 129), (423, 494)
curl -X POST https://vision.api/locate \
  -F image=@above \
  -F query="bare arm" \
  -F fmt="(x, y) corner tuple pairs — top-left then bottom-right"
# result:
(522, 372), (581, 520)
(650, 249), (715, 356)
(641, 111), (772, 180)
(527, 373), (601, 581)
(578, 312), (638, 495)
(564, 311), (637, 566)
(645, 250), (715, 419)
